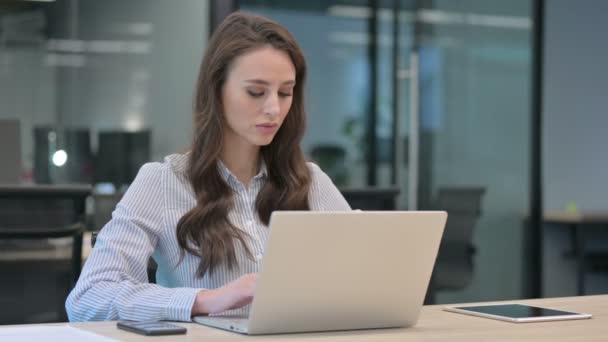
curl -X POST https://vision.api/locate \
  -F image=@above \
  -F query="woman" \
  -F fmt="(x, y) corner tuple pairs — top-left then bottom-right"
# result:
(66, 12), (350, 322)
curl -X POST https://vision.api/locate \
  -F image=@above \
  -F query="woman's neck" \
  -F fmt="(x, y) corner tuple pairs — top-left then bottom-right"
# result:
(220, 141), (260, 188)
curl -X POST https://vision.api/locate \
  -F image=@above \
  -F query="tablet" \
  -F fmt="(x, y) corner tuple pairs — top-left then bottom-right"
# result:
(443, 304), (592, 323)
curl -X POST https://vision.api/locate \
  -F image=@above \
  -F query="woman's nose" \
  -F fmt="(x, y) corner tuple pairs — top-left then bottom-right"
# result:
(264, 93), (280, 117)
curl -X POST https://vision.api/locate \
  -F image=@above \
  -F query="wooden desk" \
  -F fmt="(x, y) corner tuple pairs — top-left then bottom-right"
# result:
(1, 295), (606, 341)
(544, 211), (608, 225)
(544, 211), (608, 295)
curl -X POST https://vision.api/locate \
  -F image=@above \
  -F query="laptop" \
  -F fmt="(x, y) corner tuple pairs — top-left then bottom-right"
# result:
(193, 210), (447, 335)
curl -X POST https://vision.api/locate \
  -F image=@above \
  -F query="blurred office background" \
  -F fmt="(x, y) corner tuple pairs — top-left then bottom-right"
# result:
(0, 0), (606, 324)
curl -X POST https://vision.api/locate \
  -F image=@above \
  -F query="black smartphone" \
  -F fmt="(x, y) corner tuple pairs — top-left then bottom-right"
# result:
(116, 321), (187, 336)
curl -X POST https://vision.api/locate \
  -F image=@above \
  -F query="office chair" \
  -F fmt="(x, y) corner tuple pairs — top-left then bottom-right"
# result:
(425, 186), (485, 304)
(0, 184), (91, 323)
(340, 187), (400, 210)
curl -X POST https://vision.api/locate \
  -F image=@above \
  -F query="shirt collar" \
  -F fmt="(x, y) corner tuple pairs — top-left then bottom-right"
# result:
(217, 159), (267, 188)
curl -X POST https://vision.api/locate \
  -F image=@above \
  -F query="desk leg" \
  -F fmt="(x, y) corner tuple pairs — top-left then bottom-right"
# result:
(574, 224), (585, 296)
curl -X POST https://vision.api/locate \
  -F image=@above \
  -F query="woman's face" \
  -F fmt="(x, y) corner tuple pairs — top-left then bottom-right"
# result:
(221, 45), (296, 149)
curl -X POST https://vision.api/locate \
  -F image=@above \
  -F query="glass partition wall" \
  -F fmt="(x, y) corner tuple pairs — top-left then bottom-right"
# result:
(0, 0), (208, 187)
(0, 0), (209, 324)
(0, 0), (538, 314)
(240, 0), (534, 304)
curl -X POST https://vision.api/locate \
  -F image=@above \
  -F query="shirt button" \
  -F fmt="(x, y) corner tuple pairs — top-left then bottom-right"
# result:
(255, 253), (263, 261)
(247, 220), (254, 227)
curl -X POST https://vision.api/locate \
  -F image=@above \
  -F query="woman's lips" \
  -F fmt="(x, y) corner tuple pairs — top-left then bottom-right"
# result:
(256, 123), (278, 134)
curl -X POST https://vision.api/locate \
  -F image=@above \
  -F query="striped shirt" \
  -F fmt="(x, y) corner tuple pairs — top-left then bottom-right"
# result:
(65, 153), (351, 322)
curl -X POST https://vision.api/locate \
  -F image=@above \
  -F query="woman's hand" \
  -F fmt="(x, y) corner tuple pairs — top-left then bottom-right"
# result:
(192, 273), (257, 315)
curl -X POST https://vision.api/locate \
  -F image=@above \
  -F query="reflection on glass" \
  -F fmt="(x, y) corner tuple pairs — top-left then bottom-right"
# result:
(0, 0), (208, 186)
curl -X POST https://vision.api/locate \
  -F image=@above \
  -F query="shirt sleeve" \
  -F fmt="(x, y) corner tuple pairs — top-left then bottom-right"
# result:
(307, 162), (352, 211)
(65, 163), (200, 322)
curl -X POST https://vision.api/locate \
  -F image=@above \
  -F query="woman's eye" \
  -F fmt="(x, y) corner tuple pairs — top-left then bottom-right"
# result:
(248, 90), (264, 98)
(279, 92), (293, 97)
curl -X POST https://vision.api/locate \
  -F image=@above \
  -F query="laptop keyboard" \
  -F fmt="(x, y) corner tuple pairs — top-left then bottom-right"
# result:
(208, 316), (248, 326)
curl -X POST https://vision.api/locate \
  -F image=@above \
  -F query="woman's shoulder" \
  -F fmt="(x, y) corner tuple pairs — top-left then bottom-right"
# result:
(126, 154), (191, 192)
(305, 161), (322, 173)
(128, 153), (194, 203)
(305, 161), (330, 182)
(305, 161), (351, 210)
(132, 153), (188, 179)
(163, 153), (190, 176)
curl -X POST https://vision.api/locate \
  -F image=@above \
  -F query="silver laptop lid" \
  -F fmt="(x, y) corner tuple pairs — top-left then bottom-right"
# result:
(246, 211), (447, 335)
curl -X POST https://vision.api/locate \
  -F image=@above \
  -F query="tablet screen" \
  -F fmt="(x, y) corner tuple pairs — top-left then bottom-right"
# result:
(452, 304), (578, 319)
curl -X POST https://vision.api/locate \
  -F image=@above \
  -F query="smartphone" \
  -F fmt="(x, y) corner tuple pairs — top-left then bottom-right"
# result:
(117, 321), (187, 336)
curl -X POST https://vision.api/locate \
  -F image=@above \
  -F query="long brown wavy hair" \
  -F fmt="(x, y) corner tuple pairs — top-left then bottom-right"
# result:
(176, 12), (311, 277)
